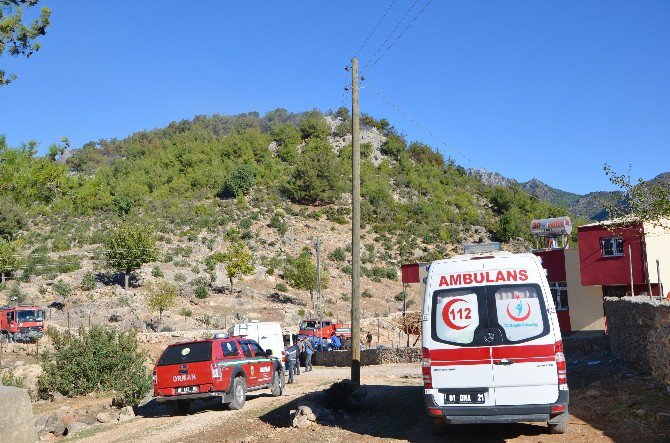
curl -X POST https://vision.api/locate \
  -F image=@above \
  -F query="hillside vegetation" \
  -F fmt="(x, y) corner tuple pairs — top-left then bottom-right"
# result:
(0, 108), (568, 330)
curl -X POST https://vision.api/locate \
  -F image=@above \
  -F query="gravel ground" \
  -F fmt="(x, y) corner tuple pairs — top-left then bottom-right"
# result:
(47, 352), (670, 443)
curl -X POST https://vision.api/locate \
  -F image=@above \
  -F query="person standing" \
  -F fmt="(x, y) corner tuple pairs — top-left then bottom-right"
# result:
(366, 331), (373, 349)
(295, 338), (304, 375)
(331, 332), (341, 350)
(304, 338), (314, 372)
(285, 342), (297, 384)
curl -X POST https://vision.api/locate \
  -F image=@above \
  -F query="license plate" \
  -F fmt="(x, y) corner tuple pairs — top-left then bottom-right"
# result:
(175, 386), (199, 394)
(444, 392), (485, 404)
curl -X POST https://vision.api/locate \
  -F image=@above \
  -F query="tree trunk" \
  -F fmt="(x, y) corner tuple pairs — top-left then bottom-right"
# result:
(1, 272), (4, 284)
(229, 277), (234, 294)
(124, 272), (130, 289)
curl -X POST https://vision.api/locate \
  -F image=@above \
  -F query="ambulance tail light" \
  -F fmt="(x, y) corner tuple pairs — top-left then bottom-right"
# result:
(422, 347), (432, 389)
(152, 369), (157, 385)
(555, 340), (568, 389)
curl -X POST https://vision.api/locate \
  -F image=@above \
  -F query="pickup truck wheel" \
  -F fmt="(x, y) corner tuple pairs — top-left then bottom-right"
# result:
(171, 399), (190, 415)
(271, 369), (283, 397)
(228, 377), (247, 410)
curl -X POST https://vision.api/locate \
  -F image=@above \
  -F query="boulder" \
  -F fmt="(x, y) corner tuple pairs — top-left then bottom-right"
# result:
(96, 411), (113, 423)
(291, 405), (317, 428)
(0, 386), (38, 443)
(44, 413), (66, 437)
(118, 406), (135, 422)
(656, 412), (670, 423)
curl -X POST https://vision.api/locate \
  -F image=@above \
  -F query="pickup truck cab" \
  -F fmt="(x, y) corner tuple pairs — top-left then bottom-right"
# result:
(153, 334), (284, 414)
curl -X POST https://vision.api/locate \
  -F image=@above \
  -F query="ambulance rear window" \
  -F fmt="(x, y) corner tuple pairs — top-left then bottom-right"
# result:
(158, 342), (212, 366)
(433, 289), (480, 345)
(493, 286), (547, 342)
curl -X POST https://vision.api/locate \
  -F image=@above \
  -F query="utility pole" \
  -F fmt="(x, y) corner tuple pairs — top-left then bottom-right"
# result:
(316, 236), (322, 345)
(351, 57), (361, 384)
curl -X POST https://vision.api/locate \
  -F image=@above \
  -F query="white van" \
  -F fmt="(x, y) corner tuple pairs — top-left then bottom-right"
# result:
(421, 251), (568, 434)
(228, 321), (285, 361)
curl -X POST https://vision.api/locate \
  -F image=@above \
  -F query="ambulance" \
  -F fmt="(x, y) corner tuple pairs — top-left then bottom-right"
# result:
(421, 249), (569, 434)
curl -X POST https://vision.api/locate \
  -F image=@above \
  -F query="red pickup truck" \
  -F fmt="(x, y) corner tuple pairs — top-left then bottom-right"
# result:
(153, 335), (284, 414)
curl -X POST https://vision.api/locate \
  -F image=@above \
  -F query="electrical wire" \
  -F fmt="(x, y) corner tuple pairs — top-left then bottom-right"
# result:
(365, 0), (433, 72)
(354, 0), (398, 57)
(363, 80), (486, 170)
(363, 0), (420, 69)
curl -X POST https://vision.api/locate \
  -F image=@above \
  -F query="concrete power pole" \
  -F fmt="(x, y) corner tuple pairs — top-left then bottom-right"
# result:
(351, 57), (361, 384)
(316, 236), (322, 338)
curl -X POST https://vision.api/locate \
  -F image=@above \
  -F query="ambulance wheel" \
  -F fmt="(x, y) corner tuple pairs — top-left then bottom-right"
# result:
(228, 376), (247, 410)
(548, 416), (568, 434)
(171, 399), (190, 415)
(271, 369), (283, 397)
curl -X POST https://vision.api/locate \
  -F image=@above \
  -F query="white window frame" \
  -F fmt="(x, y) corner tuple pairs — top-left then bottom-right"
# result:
(601, 236), (624, 257)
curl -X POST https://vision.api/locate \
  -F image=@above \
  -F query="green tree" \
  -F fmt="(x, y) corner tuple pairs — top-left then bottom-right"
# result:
(381, 134), (407, 160)
(285, 139), (344, 204)
(299, 110), (330, 140)
(222, 164), (255, 197)
(283, 247), (329, 303)
(221, 241), (254, 293)
(271, 122), (301, 163)
(147, 280), (177, 322)
(604, 164), (670, 226)
(0, 238), (20, 283)
(0, 195), (26, 239)
(38, 326), (151, 407)
(1, 0), (51, 85)
(105, 224), (158, 289)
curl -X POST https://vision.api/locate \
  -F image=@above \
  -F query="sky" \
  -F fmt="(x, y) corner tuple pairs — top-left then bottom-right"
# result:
(0, 1), (668, 194)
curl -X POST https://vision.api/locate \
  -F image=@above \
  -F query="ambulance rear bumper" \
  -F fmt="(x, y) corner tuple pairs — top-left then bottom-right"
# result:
(425, 390), (569, 424)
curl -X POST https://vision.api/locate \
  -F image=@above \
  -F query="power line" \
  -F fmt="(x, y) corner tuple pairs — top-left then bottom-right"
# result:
(363, 0), (420, 70)
(354, 0), (398, 57)
(363, 80), (485, 170)
(365, 0), (433, 72)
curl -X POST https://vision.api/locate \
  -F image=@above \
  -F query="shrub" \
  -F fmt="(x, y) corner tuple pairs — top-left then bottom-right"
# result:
(329, 247), (347, 262)
(151, 266), (164, 278)
(180, 308), (192, 317)
(80, 271), (96, 291)
(362, 289), (373, 298)
(269, 212), (288, 236)
(276, 282), (288, 292)
(222, 164), (255, 197)
(38, 326), (151, 406)
(7, 283), (27, 304)
(174, 273), (186, 282)
(298, 308), (305, 317)
(194, 284), (208, 299)
(53, 280), (72, 298)
(299, 109), (330, 140)
(1, 369), (26, 388)
(341, 292), (349, 301)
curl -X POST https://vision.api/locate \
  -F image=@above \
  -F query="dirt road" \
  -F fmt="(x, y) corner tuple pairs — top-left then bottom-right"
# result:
(58, 353), (669, 443)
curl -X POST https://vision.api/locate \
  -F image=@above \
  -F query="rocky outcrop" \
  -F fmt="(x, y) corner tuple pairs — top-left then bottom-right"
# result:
(0, 386), (37, 443)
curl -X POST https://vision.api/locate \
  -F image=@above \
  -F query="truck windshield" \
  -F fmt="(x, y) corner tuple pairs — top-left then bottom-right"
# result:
(300, 321), (317, 329)
(158, 342), (212, 366)
(17, 310), (44, 322)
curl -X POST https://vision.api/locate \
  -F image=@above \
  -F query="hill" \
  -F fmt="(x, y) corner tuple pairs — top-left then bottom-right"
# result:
(0, 108), (567, 335)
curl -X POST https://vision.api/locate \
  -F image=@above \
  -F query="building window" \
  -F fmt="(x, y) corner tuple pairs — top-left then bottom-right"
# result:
(601, 236), (624, 257)
(603, 285), (627, 298)
(549, 282), (569, 311)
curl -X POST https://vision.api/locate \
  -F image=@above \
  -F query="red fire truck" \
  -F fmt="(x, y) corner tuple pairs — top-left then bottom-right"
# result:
(298, 319), (351, 339)
(0, 304), (45, 342)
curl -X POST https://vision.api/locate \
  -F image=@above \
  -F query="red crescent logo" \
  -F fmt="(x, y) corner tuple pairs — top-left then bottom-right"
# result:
(507, 302), (531, 322)
(442, 298), (470, 330)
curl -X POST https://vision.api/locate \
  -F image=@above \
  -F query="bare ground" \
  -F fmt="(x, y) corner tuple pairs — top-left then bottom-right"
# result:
(51, 352), (670, 443)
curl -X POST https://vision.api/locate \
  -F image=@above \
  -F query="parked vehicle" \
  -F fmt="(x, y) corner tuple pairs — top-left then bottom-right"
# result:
(0, 304), (45, 342)
(153, 335), (284, 414)
(421, 251), (569, 434)
(299, 319), (351, 339)
(228, 321), (285, 361)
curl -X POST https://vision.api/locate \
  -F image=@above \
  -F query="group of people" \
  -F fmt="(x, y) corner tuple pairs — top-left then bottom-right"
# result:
(284, 336), (314, 384)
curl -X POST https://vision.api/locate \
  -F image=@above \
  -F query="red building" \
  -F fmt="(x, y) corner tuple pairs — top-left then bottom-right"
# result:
(577, 219), (670, 298)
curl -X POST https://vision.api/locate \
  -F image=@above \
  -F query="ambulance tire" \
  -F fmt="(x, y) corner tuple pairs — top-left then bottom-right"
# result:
(228, 376), (247, 410)
(548, 417), (568, 434)
(270, 369), (283, 397)
(171, 399), (190, 415)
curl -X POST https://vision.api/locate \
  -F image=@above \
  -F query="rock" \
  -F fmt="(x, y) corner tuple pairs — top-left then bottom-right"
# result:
(66, 421), (89, 436)
(34, 415), (48, 433)
(634, 409), (646, 417)
(118, 406), (135, 422)
(14, 360), (25, 367)
(51, 392), (65, 402)
(656, 412), (670, 422)
(96, 412), (113, 423)
(108, 313), (122, 323)
(291, 405), (317, 428)
(44, 414), (66, 437)
(0, 386), (38, 443)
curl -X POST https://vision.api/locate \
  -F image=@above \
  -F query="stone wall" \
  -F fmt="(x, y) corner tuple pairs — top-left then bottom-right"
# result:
(312, 347), (421, 367)
(604, 296), (670, 385)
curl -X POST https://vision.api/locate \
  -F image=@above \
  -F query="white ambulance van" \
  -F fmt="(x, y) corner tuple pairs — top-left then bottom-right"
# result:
(228, 321), (284, 361)
(421, 251), (568, 434)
